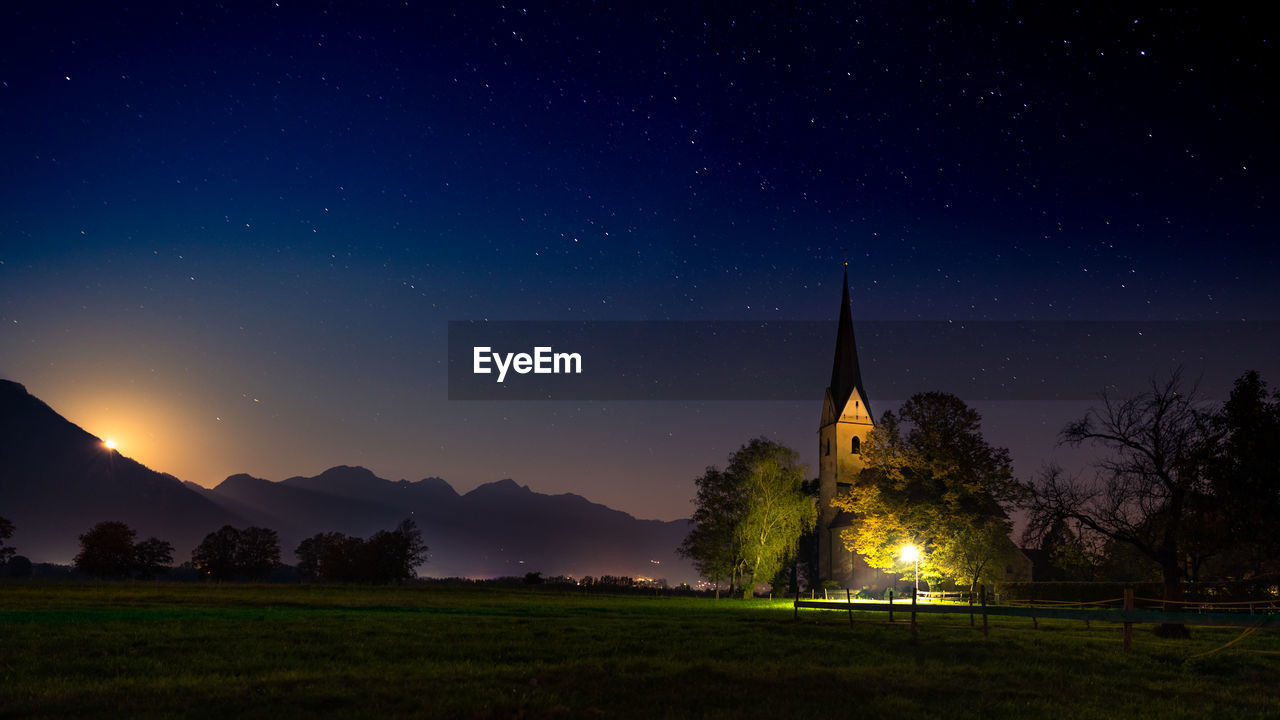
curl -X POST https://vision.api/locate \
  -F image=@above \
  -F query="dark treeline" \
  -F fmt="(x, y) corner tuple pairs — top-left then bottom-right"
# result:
(0, 516), (430, 584)
(294, 519), (427, 583)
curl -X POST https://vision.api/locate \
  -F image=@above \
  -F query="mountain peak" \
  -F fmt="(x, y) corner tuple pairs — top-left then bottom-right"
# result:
(465, 478), (531, 497)
(216, 473), (270, 490)
(316, 465), (380, 481)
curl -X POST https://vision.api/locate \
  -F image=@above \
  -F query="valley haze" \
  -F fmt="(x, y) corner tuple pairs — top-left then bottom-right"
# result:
(0, 379), (694, 583)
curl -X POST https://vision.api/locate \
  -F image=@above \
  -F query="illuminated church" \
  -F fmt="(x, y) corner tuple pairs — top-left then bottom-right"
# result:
(817, 267), (894, 589)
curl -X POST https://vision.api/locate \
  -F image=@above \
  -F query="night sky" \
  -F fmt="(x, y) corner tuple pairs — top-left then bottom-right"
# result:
(1, 4), (1275, 522)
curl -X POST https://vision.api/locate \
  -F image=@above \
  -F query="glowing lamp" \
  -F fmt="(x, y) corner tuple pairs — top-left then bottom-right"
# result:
(901, 543), (921, 596)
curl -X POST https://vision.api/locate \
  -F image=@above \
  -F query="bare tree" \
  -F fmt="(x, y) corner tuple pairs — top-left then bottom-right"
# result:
(1023, 371), (1211, 636)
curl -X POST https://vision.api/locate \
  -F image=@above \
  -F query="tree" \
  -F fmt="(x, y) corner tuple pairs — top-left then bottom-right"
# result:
(678, 467), (744, 597)
(295, 532), (339, 581)
(134, 538), (174, 580)
(832, 392), (1019, 588)
(0, 516), (15, 566)
(1035, 518), (1097, 581)
(237, 526), (282, 580)
(1201, 370), (1280, 578)
(679, 438), (816, 598)
(7, 555), (33, 578)
(929, 516), (1018, 595)
(365, 518), (428, 582)
(295, 520), (427, 583)
(74, 521), (138, 578)
(1022, 372), (1210, 637)
(733, 441), (816, 598)
(192, 525), (243, 580)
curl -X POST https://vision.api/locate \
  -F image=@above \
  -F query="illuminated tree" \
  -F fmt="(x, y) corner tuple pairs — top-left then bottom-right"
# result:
(679, 438), (815, 598)
(929, 516), (1018, 595)
(734, 441), (816, 598)
(74, 521), (138, 578)
(833, 392), (1019, 587)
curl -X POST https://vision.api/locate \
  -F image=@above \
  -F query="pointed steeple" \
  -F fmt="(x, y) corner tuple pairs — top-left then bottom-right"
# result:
(829, 264), (870, 418)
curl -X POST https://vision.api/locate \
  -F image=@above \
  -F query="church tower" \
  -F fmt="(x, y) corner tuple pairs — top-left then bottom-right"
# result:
(818, 266), (876, 585)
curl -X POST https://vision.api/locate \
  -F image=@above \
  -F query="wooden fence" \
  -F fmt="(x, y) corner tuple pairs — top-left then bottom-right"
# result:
(794, 587), (1280, 652)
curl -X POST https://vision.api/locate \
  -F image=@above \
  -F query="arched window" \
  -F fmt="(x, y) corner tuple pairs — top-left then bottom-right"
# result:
(825, 438), (830, 456)
(851, 437), (861, 455)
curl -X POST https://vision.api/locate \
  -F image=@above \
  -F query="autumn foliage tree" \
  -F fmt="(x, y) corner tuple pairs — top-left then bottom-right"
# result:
(832, 392), (1020, 592)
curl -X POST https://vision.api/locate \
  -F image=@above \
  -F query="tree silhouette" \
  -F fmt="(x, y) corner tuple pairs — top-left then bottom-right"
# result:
(0, 516), (15, 566)
(1023, 372), (1210, 637)
(7, 555), (32, 578)
(192, 525), (243, 580)
(295, 520), (427, 583)
(74, 521), (138, 578)
(237, 527), (282, 580)
(134, 538), (175, 580)
(1202, 370), (1280, 578)
(678, 467), (743, 597)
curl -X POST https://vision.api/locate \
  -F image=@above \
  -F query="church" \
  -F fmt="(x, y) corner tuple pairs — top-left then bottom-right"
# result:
(816, 266), (895, 589)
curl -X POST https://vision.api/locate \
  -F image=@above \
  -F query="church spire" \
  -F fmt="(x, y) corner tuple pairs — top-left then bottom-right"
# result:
(829, 264), (870, 418)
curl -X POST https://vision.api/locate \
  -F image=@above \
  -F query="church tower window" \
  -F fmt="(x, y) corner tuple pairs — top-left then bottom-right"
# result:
(851, 437), (861, 455)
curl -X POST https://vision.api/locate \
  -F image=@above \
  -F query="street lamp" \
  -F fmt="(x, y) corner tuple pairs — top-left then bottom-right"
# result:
(901, 544), (920, 597)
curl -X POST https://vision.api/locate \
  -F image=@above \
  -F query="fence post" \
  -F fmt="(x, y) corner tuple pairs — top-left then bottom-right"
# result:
(1123, 587), (1134, 652)
(911, 586), (918, 637)
(847, 588), (854, 627)
(969, 590), (975, 627)
(980, 584), (989, 637)
(888, 590), (894, 623)
(793, 586), (799, 621)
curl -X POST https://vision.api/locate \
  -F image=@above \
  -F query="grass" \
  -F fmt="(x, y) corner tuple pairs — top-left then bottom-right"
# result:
(1, 582), (1277, 719)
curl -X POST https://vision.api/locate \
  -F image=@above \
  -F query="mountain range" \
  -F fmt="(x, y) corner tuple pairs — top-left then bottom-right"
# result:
(0, 379), (694, 582)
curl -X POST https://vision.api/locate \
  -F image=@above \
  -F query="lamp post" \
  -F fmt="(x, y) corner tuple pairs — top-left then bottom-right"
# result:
(901, 544), (920, 597)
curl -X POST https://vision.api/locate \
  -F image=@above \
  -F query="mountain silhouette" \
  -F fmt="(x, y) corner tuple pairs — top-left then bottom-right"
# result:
(0, 379), (237, 562)
(0, 379), (695, 582)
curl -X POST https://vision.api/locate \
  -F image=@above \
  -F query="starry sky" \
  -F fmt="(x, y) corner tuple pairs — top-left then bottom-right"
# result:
(1, 4), (1275, 521)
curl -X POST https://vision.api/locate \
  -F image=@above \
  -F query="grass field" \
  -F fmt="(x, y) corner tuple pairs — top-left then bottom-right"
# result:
(1, 582), (1277, 719)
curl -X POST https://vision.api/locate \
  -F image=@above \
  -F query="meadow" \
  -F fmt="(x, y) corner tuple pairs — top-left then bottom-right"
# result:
(1, 582), (1277, 719)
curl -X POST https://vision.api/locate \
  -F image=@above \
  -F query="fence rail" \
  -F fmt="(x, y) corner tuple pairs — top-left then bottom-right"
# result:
(794, 599), (1280, 627)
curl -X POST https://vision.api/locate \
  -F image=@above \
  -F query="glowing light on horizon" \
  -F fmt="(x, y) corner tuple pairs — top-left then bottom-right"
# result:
(104, 438), (117, 450)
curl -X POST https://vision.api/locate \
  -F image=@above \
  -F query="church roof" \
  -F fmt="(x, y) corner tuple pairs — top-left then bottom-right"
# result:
(829, 266), (872, 418)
